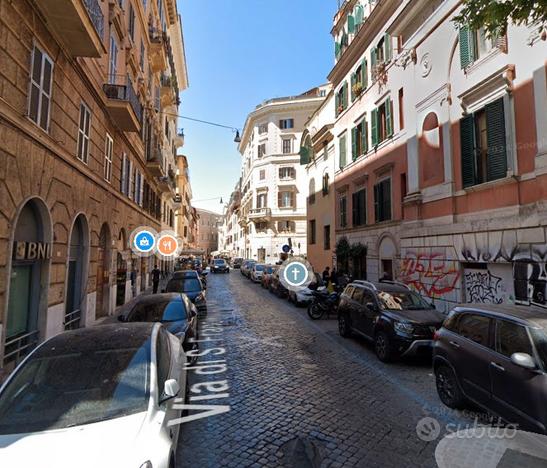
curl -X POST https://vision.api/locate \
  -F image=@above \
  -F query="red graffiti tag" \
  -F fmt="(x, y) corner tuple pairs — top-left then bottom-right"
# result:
(400, 253), (461, 297)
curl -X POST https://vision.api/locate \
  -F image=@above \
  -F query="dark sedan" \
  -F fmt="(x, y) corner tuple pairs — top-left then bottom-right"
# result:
(164, 276), (207, 311)
(118, 293), (199, 362)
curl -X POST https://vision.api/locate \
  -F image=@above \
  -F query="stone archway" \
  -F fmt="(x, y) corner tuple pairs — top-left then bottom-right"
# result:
(378, 234), (398, 280)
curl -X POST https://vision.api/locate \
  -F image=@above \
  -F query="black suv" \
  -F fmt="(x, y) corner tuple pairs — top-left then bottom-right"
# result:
(338, 280), (444, 362)
(433, 304), (547, 434)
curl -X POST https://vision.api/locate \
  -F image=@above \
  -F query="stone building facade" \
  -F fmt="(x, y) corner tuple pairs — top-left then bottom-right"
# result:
(330, 0), (547, 312)
(0, 0), (188, 374)
(196, 208), (221, 256)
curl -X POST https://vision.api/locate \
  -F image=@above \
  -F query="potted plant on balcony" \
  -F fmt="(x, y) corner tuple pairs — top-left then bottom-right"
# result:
(352, 82), (363, 97)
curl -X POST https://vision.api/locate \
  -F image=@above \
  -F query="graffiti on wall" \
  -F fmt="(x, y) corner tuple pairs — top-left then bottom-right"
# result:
(400, 253), (460, 298)
(464, 269), (504, 304)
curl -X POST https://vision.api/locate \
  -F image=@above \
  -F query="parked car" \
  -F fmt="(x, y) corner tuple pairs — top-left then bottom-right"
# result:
(118, 293), (199, 361)
(288, 273), (324, 307)
(241, 260), (256, 278)
(164, 276), (207, 311)
(433, 303), (547, 434)
(212, 258), (230, 273)
(337, 280), (444, 362)
(250, 263), (269, 283)
(269, 268), (288, 298)
(172, 269), (199, 280)
(232, 258), (244, 269)
(261, 265), (277, 289)
(0, 323), (186, 468)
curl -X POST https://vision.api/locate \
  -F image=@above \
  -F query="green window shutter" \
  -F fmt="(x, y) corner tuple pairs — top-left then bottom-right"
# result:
(299, 146), (310, 165)
(384, 33), (392, 62)
(335, 92), (340, 117)
(343, 81), (348, 108)
(362, 59), (368, 89)
(348, 15), (355, 34)
(335, 41), (340, 59)
(371, 47), (377, 70)
(351, 127), (358, 160)
(485, 97), (507, 182)
(371, 108), (379, 147)
(339, 135), (347, 168)
(460, 114), (476, 188)
(350, 73), (356, 101)
(374, 184), (380, 223)
(361, 119), (368, 154)
(386, 98), (393, 138)
(355, 5), (364, 25)
(459, 26), (475, 69)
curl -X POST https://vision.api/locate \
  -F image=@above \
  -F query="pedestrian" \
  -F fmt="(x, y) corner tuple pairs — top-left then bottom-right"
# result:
(152, 264), (161, 294)
(330, 268), (338, 286)
(322, 267), (330, 283)
(130, 269), (137, 297)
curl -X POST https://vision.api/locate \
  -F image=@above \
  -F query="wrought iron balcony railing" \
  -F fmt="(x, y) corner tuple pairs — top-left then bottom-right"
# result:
(103, 75), (143, 123)
(83, 0), (104, 38)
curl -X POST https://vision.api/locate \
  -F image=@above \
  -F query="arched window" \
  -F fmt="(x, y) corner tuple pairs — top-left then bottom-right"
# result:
(309, 178), (316, 205)
(322, 172), (330, 195)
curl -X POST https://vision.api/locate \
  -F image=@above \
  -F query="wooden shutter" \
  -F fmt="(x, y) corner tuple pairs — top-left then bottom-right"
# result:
(350, 73), (356, 101)
(335, 41), (340, 59)
(351, 127), (358, 160)
(386, 98), (393, 138)
(486, 98), (507, 182)
(335, 91), (340, 117)
(347, 15), (355, 34)
(120, 153), (127, 194)
(371, 48), (377, 71)
(459, 26), (475, 69)
(355, 5), (364, 25)
(384, 33), (392, 62)
(343, 81), (348, 109)
(362, 59), (368, 89)
(371, 108), (379, 147)
(299, 146), (309, 165)
(339, 135), (347, 168)
(460, 114), (476, 188)
(361, 120), (368, 154)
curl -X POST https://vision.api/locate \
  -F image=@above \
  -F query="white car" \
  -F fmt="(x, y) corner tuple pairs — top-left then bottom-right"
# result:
(250, 263), (268, 283)
(0, 323), (187, 468)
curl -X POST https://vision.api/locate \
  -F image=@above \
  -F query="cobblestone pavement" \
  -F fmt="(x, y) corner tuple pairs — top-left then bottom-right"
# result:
(176, 272), (472, 468)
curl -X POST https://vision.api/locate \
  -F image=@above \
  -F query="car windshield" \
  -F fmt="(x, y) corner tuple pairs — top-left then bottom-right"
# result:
(165, 278), (202, 293)
(255, 265), (265, 271)
(531, 328), (547, 370)
(377, 290), (433, 311)
(129, 300), (186, 322)
(0, 341), (150, 434)
(214, 260), (225, 265)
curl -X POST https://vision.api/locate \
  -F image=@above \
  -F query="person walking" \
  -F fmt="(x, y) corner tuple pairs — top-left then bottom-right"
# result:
(152, 265), (161, 294)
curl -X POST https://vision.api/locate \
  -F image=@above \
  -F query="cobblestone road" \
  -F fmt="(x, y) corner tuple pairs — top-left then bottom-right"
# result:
(176, 272), (471, 468)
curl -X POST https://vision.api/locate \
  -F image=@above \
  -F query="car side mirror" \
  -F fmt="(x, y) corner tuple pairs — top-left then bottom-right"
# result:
(160, 379), (180, 404)
(511, 352), (537, 370)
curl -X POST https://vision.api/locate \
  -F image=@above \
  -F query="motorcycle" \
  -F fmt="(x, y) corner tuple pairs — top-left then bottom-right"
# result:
(307, 288), (340, 320)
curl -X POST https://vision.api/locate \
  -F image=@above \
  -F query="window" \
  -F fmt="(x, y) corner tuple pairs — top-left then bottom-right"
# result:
(140, 41), (145, 72)
(259, 169), (265, 180)
(339, 134), (347, 169)
(120, 153), (131, 195)
(339, 195), (347, 228)
(258, 143), (266, 158)
(309, 178), (316, 205)
(374, 178), (391, 223)
(324, 225), (330, 250)
(398, 88), (404, 131)
(278, 191), (295, 208)
(351, 59), (368, 101)
(322, 172), (330, 195)
(108, 35), (118, 84)
(371, 33), (392, 71)
(256, 193), (267, 208)
(352, 189), (366, 226)
(258, 123), (268, 134)
(460, 98), (507, 188)
(495, 320), (533, 358)
(459, 26), (498, 68)
(28, 45), (54, 131)
(128, 4), (135, 42)
(351, 119), (368, 160)
(279, 167), (295, 180)
(278, 221), (295, 233)
(156, 330), (171, 396)
(282, 139), (292, 154)
(104, 134), (113, 182)
(335, 82), (348, 117)
(279, 119), (294, 129)
(309, 220), (316, 245)
(371, 98), (393, 146)
(255, 222), (268, 231)
(457, 314), (491, 346)
(77, 103), (91, 163)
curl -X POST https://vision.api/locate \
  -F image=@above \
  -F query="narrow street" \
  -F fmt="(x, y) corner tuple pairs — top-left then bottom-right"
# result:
(176, 273), (469, 468)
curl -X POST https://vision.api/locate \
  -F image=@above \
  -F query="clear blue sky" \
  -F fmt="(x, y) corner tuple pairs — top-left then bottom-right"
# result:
(177, 0), (337, 214)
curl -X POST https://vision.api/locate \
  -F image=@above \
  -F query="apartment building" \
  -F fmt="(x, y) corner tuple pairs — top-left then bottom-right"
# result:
(0, 0), (188, 373)
(238, 88), (327, 263)
(196, 208), (221, 256)
(300, 90), (336, 272)
(219, 182), (243, 258)
(331, 0), (547, 311)
(175, 153), (199, 252)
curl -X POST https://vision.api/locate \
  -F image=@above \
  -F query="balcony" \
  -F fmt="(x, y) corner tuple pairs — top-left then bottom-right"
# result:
(146, 147), (165, 177)
(248, 208), (272, 221)
(160, 74), (176, 107)
(174, 129), (184, 148)
(157, 176), (171, 193)
(35, 0), (106, 57)
(149, 28), (168, 72)
(103, 75), (142, 132)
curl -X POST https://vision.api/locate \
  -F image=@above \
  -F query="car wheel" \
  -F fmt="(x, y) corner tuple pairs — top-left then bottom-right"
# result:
(435, 365), (467, 409)
(374, 331), (394, 363)
(338, 313), (351, 337)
